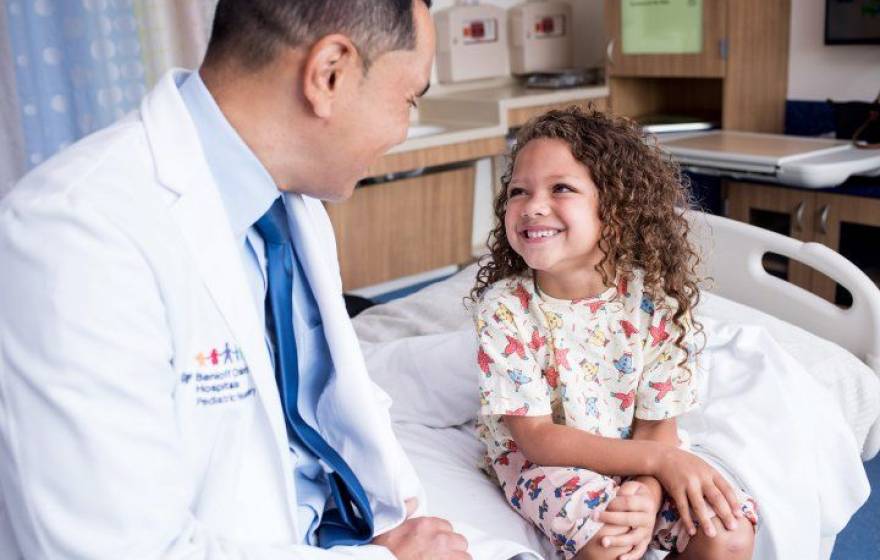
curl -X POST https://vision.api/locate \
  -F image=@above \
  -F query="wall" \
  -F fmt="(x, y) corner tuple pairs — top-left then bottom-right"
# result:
(788, 0), (880, 102)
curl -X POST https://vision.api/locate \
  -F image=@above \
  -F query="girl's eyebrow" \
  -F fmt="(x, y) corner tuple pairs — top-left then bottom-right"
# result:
(508, 173), (583, 187)
(543, 174), (584, 183)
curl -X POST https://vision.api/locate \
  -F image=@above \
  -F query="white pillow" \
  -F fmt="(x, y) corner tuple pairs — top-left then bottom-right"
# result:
(362, 329), (479, 428)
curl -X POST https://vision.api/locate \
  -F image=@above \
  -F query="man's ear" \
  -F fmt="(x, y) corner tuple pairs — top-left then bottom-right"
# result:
(302, 34), (359, 119)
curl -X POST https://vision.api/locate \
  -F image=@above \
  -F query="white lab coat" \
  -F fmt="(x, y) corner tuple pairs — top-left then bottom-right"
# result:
(0, 70), (424, 559)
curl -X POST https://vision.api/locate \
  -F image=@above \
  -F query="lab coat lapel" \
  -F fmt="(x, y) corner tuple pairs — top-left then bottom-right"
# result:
(284, 194), (418, 531)
(170, 187), (280, 424)
(140, 70), (298, 524)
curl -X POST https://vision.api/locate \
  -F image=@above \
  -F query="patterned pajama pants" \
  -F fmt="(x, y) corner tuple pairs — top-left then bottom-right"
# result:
(492, 450), (758, 559)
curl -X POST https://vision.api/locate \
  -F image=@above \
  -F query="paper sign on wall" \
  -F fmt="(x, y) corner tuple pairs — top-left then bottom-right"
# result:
(621, 0), (703, 55)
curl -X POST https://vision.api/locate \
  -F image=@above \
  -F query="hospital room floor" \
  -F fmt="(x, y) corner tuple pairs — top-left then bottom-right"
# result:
(832, 455), (879, 559)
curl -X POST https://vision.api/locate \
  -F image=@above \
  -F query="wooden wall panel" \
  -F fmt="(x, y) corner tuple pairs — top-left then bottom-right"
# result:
(723, 0), (790, 132)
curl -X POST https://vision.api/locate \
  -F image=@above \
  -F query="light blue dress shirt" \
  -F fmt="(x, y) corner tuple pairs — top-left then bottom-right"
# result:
(179, 71), (332, 545)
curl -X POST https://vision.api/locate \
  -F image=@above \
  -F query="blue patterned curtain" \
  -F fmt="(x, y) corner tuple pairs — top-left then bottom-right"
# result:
(1, 0), (216, 194)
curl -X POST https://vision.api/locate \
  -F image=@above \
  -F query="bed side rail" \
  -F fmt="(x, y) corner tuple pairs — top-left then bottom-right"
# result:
(686, 210), (880, 376)
(687, 210), (880, 459)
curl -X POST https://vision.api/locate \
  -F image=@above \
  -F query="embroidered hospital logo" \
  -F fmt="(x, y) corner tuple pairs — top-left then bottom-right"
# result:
(185, 342), (255, 407)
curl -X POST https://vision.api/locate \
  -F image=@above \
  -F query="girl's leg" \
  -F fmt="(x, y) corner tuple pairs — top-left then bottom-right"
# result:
(671, 517), (755, 560)
(493, 453), (621, 559)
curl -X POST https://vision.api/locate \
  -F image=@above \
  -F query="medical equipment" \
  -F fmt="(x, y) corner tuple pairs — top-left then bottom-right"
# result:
(435, 1), (510, 83)
(508, 0), (573, 75)
(660, 130), (880, 189)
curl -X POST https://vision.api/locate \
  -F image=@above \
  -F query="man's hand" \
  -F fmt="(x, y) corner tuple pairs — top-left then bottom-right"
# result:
(372, 499), (471, 560)
(595, 479), (660, 560)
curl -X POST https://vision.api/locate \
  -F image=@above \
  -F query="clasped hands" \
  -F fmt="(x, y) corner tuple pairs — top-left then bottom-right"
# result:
(595, 446), (744, 560)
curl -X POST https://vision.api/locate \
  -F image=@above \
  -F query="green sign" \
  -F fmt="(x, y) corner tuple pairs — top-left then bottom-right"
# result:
(621, 0), (703, 55)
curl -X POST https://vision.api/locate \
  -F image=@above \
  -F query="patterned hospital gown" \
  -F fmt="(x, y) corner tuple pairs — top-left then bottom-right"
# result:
(475, 271), (713, 556)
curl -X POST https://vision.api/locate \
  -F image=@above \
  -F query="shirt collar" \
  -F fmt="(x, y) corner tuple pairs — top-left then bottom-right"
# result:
(178, 71), (280, 239)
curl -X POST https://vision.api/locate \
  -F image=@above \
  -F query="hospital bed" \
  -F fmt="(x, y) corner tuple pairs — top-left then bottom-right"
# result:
(353, 210), (880, 560)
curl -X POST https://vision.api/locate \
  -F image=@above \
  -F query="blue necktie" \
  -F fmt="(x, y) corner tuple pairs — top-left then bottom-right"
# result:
(254, 198), (374, 547)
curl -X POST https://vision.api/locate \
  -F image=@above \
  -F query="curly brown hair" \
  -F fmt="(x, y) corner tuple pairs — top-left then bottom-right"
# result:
(471, 105), (703, 360)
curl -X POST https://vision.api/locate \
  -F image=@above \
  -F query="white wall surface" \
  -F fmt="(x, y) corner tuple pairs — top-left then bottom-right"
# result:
(788, 0), (880, 101)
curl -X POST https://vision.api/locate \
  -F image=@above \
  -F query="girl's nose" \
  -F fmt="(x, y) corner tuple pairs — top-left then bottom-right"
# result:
(521, 194), (549, 217)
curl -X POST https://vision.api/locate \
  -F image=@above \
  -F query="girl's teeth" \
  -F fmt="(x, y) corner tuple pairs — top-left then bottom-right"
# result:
(527, 230), (558, 239)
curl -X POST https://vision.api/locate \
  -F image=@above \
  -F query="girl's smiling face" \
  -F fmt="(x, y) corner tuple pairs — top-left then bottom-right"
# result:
(504, 138), (606, 298)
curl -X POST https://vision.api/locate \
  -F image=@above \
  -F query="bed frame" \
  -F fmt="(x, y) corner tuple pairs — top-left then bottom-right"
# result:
(687, 210), (880, 460)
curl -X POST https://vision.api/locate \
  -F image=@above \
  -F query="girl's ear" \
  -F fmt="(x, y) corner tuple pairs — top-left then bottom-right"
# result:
(301, 34), (360, 119)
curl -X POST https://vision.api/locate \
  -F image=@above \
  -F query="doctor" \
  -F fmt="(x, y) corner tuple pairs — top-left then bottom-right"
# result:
(0, 0), (470, 558)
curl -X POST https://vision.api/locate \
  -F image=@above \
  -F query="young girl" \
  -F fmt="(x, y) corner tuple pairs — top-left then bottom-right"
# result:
(472, 107), (758, 560)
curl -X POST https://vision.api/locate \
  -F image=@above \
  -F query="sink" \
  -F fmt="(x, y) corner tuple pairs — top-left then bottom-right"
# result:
(406, 124), (446, 140)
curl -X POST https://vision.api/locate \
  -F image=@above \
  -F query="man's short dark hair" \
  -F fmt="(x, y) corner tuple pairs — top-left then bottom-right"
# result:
(204, 0), (432, 72)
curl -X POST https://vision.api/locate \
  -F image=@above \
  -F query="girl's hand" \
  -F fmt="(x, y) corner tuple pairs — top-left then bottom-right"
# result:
(595, 479), (659, 560)
(653, 447), (742, 537)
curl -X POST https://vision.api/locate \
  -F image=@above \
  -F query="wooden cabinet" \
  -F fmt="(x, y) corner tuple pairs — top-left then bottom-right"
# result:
(724, 181), (816, 292)
(606, 0), (726, 78)
(325, 166), (475, 290)
(811, 190), (880, 302)
(604, 0), (790, 133)
(724, 180), (880, 304)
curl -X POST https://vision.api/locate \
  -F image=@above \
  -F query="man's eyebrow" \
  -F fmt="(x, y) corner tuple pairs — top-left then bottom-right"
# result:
(417, 82), (431, 97)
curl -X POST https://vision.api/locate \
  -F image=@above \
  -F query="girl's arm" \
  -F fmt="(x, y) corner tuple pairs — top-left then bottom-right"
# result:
(632, 417), (679, 446)
(505, 414), (662, 476)
(628, 418), (679, 513)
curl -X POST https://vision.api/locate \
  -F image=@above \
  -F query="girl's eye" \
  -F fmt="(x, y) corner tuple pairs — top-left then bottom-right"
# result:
(508, 187), (525, 197)
(554, 183), (574, 193)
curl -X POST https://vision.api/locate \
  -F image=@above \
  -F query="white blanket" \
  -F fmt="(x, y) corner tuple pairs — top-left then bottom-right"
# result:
(361, 311), (872, 559)
(680, 317), (869, 559)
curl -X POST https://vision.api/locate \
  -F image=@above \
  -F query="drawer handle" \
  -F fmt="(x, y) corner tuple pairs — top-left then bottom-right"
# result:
(818, 204), (829, 235)
(606, 40), (614, 65)
(793, 201), (805, 232)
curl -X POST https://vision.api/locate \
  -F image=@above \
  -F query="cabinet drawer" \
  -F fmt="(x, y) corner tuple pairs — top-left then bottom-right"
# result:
(325, 166), (475, 290)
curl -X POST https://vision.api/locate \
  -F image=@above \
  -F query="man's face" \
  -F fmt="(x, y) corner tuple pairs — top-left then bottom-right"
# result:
(323, 2), (435, 201)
